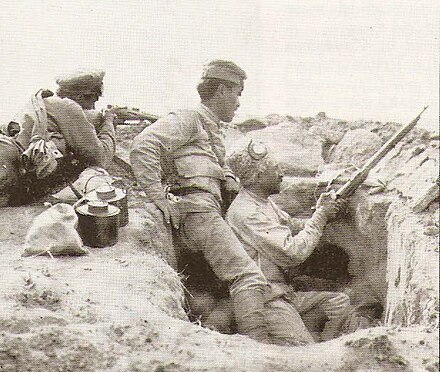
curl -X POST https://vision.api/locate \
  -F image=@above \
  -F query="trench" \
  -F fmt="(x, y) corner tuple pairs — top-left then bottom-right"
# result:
(180, 178), (394, 336)
(110, 139), (438, 334)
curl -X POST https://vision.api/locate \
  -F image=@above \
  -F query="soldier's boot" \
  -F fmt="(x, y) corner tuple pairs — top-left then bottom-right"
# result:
(233, 288), (270, 343)
(203, 298), (234, 334)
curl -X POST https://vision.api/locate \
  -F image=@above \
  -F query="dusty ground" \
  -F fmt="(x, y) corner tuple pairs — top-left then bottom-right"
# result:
(1, 114), (438, 371)
(1, 206), (438, 372)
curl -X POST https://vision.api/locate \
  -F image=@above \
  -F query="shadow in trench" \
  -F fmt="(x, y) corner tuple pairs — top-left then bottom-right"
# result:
(284, 241), (352, 292)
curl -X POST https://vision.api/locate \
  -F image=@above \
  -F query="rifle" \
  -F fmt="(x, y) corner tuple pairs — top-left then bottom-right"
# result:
(107, 105), (159, 125)
(335, 106), (429, 198)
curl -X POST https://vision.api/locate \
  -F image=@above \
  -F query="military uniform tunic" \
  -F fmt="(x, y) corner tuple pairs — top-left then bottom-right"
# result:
(130, 104), (267, 297)
(0, 95), (115, 205)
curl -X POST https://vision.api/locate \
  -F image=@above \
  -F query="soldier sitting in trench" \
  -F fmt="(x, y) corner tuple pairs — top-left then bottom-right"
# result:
(0, 70), (116, 206)
(187, 140), (355, 342)
(224, 141), (354, 341)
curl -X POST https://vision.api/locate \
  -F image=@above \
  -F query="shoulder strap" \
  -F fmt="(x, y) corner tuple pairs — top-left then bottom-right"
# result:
(30, 89), (49, 141)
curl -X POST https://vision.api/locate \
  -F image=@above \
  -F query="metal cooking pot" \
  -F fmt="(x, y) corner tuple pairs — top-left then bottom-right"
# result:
(75, 200), (120, 248)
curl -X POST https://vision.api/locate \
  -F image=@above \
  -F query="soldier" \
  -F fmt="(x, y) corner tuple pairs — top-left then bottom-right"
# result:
(0, 70), (115, 206)
(226, 141), (352, 341)
(130, 60), (273, 343)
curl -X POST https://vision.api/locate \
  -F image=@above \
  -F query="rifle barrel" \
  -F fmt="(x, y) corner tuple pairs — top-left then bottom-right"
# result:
(336, 106), (428, 198)
(361, 106), (428, 172)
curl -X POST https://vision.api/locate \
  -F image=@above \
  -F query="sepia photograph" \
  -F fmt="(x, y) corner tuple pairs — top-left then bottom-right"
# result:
(0, 1), (438, 371)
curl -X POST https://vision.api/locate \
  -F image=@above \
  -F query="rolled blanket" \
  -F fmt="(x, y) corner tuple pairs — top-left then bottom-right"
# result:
(21, 90), (63, 179)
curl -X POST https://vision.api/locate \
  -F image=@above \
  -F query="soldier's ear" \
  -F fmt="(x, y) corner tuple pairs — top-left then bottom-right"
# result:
(217, 83), (229, 97)
(254, 171), (263, 183)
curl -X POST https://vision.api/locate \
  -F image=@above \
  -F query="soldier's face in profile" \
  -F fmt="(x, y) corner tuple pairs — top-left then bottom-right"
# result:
(76, 92), (100, 110)
(218, 84), (242, 123)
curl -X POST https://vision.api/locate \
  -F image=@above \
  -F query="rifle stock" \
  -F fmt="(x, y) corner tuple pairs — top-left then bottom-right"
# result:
(336, 106), (429, 198)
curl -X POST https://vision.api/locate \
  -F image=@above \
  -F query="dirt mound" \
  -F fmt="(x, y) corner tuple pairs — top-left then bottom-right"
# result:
(326, 128), (383, 167)
(0, 206), (187, 371)
(226, 121), (324, 176)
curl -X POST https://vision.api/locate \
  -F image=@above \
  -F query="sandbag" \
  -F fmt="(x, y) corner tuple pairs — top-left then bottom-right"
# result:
(22, 203), (88, 257)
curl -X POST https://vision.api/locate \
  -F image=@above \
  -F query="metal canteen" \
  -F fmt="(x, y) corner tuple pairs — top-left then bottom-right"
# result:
(75, 200), (120, 248)
(86, 184), (129, 227)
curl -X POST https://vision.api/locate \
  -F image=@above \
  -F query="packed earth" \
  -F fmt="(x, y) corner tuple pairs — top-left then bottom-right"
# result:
(1, 112), (438, 371)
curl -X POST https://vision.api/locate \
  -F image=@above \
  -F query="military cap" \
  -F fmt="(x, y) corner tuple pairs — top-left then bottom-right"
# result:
(56, 70), (105, 95)
(201, 60), (247, 85)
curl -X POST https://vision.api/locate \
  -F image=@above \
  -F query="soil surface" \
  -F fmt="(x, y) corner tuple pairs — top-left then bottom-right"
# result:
(1, 114), (438, 371)
(0, 206), (438, 371)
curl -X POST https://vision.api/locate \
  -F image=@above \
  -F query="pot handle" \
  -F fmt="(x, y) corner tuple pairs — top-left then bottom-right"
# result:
(73, 195), (88, 210)
(83, 174), (113, 194)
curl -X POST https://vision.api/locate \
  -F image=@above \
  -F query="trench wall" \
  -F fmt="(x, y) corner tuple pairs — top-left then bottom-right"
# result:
(385, 201), (439, 329)
(322, 190), (392, 307)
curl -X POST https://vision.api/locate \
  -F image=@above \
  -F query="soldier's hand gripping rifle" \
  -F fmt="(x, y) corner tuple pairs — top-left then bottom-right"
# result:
(335, 106), (429, 199)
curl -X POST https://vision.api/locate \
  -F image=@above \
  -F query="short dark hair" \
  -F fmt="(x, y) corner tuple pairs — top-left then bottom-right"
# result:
(56, 85), (102, 101)
(197, 78), (239, 101)
(56, 90), (101, 110)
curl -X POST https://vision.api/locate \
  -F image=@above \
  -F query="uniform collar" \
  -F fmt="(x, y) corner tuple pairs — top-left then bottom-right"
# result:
(242, 188), (269, 206)
(198, 103), (221, 126)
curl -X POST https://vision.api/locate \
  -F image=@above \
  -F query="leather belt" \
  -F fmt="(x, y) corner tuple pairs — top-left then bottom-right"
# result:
(167, 186), (210, 197)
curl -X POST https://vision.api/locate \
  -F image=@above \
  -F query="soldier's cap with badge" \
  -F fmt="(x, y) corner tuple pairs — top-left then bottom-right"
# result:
(56, 70), (105, 96)
(201, 60), (247, 87)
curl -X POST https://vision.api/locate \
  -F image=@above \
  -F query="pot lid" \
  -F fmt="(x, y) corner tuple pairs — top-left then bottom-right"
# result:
(85, 185), (126, 202)
(76, 200), (120, 217)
